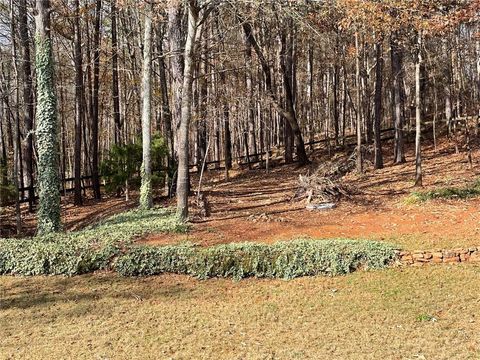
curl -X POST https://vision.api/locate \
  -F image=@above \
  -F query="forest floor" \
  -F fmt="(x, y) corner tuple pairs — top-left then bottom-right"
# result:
(2, 138), (480, 251)
(141, 138), (480, 251)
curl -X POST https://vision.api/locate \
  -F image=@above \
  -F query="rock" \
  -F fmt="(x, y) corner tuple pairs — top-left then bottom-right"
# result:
(306, 203), (336, 211)
(443, 256), (460, 263)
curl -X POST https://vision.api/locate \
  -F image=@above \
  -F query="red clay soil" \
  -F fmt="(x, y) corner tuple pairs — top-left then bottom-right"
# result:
(140, 140), (480, 249)
(0, 195), (138, 237)
(2, 139), (480, 249)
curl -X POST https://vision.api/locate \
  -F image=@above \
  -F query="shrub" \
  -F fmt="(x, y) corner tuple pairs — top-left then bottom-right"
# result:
(0, 183), (16, 206)
(115, 239), (398, 280)
(100, 134), (168, 195)
(406, 179), (480, 204)
(0, 162), (17, 206)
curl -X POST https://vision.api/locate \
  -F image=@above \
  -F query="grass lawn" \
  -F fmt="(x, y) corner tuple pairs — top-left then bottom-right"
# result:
(1, 265), (480, 359)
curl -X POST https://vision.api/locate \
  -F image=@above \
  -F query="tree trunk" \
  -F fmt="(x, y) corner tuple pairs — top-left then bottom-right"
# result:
(391, 33), (406, 164)
(156, 24), (175, 196)
(111, 0), (121, 145)
(196, 34), (207, 170)
(18, 0), (35, 212)
(9, 0), (22, 234)
(415, 31), (423, 187)
(176, 2), (199, 220)
(333, 34), (340, 146)
(35, 0), (61, 234)
(306, 43), (314, 148)
(73, 0), (84, 206)
(140, 4), (153, 209)
(219, 67), (232, 172)
(91, 0), (102, 200)
(476, 35), (480, 118)
(245, 34), (258, 162)
(167, 4), (184, 195)
(355, 32), (363, 173)
(168, 5), (184, 151)
(373, 38), (384, 169)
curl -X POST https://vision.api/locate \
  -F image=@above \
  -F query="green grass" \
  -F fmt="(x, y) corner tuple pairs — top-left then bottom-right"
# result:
(405, 179), (480, 204)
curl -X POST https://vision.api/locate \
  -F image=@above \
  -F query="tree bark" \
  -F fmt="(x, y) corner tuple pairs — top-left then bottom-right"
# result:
(10, 0), (22, 234)
(245, 33), (258, 162)
(73, 0), (84, 206)
(167, 4), (184, 195)
(373, 38), (384, 169)
(333, 34), (340, 145)
(355, 32), (363, 173)
(111, 0), (121, 145)
(90, 0), (102, 200)
(18, 0), (35, 212)
(140, 4), (153, 209)
(176, 1), (199, 220)
(415, 31), (423, 187)
(391, 32), (406, 164)
(156, 23), (175, 196)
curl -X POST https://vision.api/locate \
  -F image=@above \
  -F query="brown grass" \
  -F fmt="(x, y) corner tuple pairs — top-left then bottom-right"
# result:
(1, 265), (480, 359)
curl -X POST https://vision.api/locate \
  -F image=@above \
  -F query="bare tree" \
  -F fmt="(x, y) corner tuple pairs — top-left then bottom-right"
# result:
(415, 30), (423, 186)
(140, 3), (154, 209)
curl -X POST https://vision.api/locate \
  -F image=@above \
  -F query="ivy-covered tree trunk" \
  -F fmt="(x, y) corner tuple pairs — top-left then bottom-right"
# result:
(140, 4), (153, 210)
(35, 0), (61, 234)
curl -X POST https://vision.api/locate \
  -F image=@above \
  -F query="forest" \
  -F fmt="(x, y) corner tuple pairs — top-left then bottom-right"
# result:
(1, 0), (480, 359)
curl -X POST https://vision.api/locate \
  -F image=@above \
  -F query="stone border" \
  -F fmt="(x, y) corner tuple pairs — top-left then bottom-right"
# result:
(396, 247), (480, 266)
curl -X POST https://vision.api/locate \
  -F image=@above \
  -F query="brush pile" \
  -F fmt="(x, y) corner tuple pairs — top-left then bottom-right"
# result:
(296, 151), (360, 204)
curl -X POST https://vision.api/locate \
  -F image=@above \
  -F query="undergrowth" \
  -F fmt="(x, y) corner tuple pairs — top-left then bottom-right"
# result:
(114, 240), (398, 280)
(0, 207), (187, 275)
(0, 208), (398, 279)
(405, 179), (480, 204)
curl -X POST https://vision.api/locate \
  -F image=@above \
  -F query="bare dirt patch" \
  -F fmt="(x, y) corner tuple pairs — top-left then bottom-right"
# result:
(141, 140), (480, 250)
